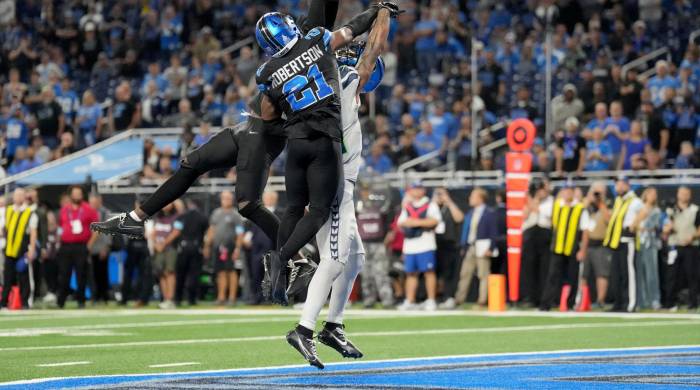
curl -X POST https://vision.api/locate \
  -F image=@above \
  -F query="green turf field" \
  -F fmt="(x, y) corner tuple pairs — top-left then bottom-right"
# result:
(0, 308), (699, 384)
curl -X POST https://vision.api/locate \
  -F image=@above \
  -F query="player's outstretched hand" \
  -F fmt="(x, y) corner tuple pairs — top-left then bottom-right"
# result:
(376, 1), (404, 18)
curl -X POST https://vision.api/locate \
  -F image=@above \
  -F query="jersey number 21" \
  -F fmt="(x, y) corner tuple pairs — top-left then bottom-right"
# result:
(282, 64), (333, 112)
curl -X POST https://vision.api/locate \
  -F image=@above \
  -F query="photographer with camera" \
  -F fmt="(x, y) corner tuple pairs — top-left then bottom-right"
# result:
(580, 182), (612, 308)
(433, 187), (464, 308)
(662, 186), (700, 310)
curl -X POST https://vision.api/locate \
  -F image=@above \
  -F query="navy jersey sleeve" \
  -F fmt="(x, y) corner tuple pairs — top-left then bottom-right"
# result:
(256, 63), (270, 93)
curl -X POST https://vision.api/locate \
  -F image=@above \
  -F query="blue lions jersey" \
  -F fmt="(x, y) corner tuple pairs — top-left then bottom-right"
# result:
(256, 27), (342, 141)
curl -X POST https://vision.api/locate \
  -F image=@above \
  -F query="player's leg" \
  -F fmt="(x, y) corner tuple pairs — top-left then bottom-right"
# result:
(278, 137), (342, 264)
(237, 133), (285, 242)
(263, 139), (310, 305)
(320, 206), (365, 358)
(91, 129), (239, 237)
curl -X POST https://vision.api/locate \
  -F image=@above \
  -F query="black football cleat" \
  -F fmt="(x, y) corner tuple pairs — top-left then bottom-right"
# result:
(90, 213), (144, 238)
(286, 258), (318, 297)
(261, 251), (288, 306)
(318, 323), (363, 359)
(286, 328), (324, 369)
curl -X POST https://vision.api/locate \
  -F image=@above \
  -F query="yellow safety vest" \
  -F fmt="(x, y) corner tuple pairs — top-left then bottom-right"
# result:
(5, 206), (33, 258)
(603, 196), (634, 250)
(552, 202), (584, 256)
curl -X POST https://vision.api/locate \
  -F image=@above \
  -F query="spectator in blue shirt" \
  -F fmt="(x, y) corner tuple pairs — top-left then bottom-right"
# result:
(365, 143), (394, 174)
(674, 141), (698, 168)
(141, 62), (168, 96)
(647, 60), (681, 107)
(7, 147), (32, 175)
(56, 78), (79, 129)
(75, 90), (103, 147)
(603, 101), (630, 154)
(194, 120), (213, 146)
(618, 120), (651, 170)
(4, 106), (30, 164)
(159, 5), (183, 58)
(585, 102), (608, 133)
(199, 86), (226, 126)
(222, 87), (247, 127)
(585, 127), (614, 171)
(414, 120), (443, 157)
(427, 103), (454, 140)
(414, 8), (439, 75)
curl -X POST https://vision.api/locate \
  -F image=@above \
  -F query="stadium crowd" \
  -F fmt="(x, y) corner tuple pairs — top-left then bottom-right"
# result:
(1, 0), (700, 311)
(0, 1), (698, 176)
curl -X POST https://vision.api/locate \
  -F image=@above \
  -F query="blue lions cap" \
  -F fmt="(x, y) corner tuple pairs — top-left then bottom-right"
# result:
(616, 174), (629, 183)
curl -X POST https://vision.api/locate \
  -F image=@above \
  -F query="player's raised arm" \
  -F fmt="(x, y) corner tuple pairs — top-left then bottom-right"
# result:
(356, 8), (391, 93)
(329, 1), (401, 51)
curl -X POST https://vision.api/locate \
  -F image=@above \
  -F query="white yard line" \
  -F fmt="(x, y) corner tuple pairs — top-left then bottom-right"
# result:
(0, 317), (297, 334)
(35, 361), (91, 367)
(148, 362), (200, 368)
(1, 319), (696, 353)
(4, 344), (699, 387)
(2, 308), (700, 320)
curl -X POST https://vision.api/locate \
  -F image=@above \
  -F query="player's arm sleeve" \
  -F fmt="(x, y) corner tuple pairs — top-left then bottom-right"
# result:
(301, 0), (338, 32)
(342, 5), (380, 38)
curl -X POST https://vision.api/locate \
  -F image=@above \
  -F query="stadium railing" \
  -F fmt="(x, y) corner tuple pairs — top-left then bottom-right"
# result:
(621, 47), (671, 80)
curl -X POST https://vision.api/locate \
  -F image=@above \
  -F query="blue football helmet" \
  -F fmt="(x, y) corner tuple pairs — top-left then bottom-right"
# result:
(255, 12), (301, 57)
(335, 41), (385, 93)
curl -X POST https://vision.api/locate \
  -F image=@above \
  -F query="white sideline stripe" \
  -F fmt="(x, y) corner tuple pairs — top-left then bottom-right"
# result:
(4, 344), (700, 387)
(1, 320), (696, 352)
(148, 362), (200, 368)
(2, 308), (700, 320)
(0, 317), (298, 333)
(36, 361), (91, 367)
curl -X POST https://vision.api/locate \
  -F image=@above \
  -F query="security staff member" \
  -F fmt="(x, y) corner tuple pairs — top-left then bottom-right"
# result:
(174, 198), (208, 306)
(540, 184), (590, 311)
(521, 178), (554, 307)
(0, 188), (38, 309)
(604, 176), (643, 312)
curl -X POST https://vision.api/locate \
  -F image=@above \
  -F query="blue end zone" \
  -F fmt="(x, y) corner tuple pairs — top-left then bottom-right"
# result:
(4, 346), (699, 389)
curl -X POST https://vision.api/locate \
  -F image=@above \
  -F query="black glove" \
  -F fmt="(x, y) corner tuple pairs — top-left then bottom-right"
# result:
(376, 1), (404, 18)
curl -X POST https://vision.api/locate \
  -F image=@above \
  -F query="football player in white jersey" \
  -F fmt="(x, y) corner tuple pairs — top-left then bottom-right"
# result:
(285, 6), (392, 369)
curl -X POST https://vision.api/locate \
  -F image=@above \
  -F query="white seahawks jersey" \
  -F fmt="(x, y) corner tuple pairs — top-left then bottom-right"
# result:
(338, 65), (362, 183)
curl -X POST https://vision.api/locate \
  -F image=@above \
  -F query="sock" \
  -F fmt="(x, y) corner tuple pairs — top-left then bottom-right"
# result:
(299, 259), (344, 330)
(296, 324), (314, 338)
(324, 321), (342, 331)
(326, 253), (364, 325)
(129, 210), (142, 222)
